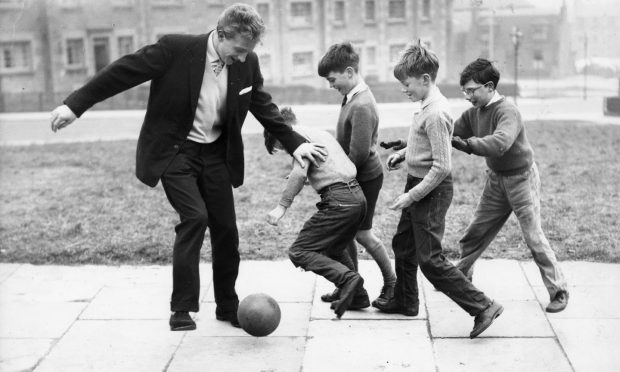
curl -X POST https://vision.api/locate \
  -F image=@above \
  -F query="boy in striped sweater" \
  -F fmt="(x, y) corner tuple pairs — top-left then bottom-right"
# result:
(376, 42), (502, 339)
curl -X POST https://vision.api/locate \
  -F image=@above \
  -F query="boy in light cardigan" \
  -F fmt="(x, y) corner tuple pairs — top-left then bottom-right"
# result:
(376, 42), (502, 339)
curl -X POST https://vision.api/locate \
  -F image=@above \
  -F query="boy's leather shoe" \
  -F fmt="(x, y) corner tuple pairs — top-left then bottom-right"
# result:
(371, 285), (394, 307)
(321, 288), (340, 303)
(331, 275), (364, 318)
(348, 288), (370, 310)
(169, 311), (196, 331)
(216, 312), (241, 328)
(373, 297), (418, 316)
(470, 301), (503, 339)
(546, 291), (569, 313)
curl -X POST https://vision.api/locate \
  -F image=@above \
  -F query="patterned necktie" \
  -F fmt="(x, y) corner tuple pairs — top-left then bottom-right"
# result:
(211, 60), (224, 76)
(341, 95), (348, 107)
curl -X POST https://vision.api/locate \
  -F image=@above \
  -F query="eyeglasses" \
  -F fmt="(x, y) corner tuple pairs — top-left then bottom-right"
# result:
(461, 84), (488, 97)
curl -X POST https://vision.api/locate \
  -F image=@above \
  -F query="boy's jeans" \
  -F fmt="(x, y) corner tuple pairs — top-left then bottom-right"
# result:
(456, 163), (568, 299)
(288, 181), (367, 287)
(393, 175), (490, 316)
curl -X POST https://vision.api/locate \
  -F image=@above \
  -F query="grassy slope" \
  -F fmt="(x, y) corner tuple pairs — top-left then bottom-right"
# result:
(1, 120), (619, 264)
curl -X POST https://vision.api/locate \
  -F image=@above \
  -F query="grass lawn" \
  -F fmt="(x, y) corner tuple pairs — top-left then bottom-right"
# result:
(1, 120), (619, 265)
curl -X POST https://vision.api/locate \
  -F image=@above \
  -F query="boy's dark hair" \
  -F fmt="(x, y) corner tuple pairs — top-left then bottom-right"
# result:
(393, 40), (439, 81)
(459, 58), (500, 89)
(264, 107), (296, 154)
(318, 42), (359, 77)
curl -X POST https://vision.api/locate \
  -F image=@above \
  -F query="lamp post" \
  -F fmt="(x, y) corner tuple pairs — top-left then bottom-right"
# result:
(510, 26), (523, 105)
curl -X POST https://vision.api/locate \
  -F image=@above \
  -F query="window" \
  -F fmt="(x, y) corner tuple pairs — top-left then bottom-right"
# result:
(152, 0), (182, 7)
(390, 44), (406, 63)
(0, 0), (25, 8)
(118, 35), (134, 56)
(388, 0), (405, 20)
(66, 38), (85, 68)
(0, 41), (32, 72)
(533, 50), (545, 69)
(532, 24), (548, 41)
(366, 46), (376, 66)
(292, 51), (313, 76)
(257, 3), (270, 24)
(421, 0), (431, 20)
(364, 0), (375, 22)
(111, 0), (134, 8)
(260, 53), (272, 81)
(59, 0), (80, 8)
(290, 1), (312, 27)
(334, 1), (345, 24)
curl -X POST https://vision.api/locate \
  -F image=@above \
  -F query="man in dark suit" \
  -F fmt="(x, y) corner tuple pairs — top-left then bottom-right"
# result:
(50, 4), (326, 331)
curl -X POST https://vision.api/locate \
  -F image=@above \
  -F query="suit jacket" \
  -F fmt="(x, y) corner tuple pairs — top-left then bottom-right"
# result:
(64, 31), (305, 188)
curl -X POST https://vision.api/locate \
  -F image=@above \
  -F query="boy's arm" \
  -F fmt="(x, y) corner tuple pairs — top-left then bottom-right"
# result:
(390, 113), (451, 209)
(466, 108), (522, 157)
(267, 159), (310, 225)
(347, 106), (375, 168)
(452, 113), (475, 154)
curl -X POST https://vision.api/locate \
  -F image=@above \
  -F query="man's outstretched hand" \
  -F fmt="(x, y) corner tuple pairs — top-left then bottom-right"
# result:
(50, 105), (77, 132)
(292, 143), (328, 168)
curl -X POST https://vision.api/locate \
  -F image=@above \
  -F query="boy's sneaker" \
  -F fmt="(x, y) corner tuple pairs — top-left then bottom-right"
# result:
(546, 291), (569, 313)
(371, 285), (394, 307)
(373, 298), (418, 316)
(321, 288), (340, 302)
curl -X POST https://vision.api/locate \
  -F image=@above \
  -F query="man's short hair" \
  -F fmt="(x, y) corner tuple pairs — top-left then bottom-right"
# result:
(217, 3), (265, 41)
(459, 58), (500, 89)
(264, 107), (296, 155)
(393, 40), (439, 82)
(318, 42), (359, 77)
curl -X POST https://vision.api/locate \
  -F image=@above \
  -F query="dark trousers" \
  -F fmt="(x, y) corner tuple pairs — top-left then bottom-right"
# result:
(288, 181), (366, 287)
(392, 175), (490, 316)
(161, 139), (239, 315)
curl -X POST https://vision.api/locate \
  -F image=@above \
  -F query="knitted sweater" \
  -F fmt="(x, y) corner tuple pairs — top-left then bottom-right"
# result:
(336, 88), (383, 182)
(454, 97), (533, 175)
(278, 125), (357, 208)
(397, 86), (453, 202)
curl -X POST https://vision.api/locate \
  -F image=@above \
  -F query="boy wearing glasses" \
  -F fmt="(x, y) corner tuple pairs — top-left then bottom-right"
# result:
(452, 58), (569, 313)
(376, 43), (503, 339)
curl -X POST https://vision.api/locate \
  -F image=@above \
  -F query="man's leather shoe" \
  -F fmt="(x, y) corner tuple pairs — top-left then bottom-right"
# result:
(347, 288), (370, 310)
(371, 285), (394, 307)
(470, 301), (503, 339)
(546, 291), (569, 313)
(321, 288), (340, 303)
(216, 312), (241, 328)
(169, 311), (196, 331)
(372, 297), (418, 316)
(331, 275), (364, 318)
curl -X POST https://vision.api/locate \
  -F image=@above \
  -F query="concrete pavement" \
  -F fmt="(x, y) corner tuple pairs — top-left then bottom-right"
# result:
(1, 259), (619, 372)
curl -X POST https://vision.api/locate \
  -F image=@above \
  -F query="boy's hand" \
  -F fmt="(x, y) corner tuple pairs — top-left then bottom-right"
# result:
(50, 105), (77, 132)
(293, 143), (327, 168)
(380, 139), (406, 150)
(386, 153), (405, 171)
(451, 136), (472, 154)
(389, 193), (414, 210)
(267, 205), (287, 226)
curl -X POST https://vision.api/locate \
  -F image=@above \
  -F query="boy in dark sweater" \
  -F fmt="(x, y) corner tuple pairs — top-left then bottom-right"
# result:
(452, 58), (569, 313)
(317, 43), (397, 307)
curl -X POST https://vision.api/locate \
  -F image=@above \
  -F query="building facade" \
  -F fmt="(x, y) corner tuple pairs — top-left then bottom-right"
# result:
(0, 0), (454, 111)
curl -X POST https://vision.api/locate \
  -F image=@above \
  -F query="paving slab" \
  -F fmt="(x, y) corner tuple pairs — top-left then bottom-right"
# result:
(168, 336), (306, 372)
(427, 300), (554, 338)
(0, 299), (87, 338)
(303, 319), (435, 372)
(196, 302), (311, 337)
(0, 263), (21, 283)
(34, 320), (184, 372)
(532, 285), (620, 319)
(106, 264), (176, 286)
(0, 338), (55, 372)
(203, 260), (316, 303)
(550, 318), (620, 372)
(434, 338), (573, 372)
(521, 261), (620, 287)
(80, 285), (172, 320)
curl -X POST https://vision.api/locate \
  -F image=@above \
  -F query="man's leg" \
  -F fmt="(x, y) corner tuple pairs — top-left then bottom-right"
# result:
(161, 148), (208, 314)
(504, 164), (568, 300)
(457, 172), (512, 280)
